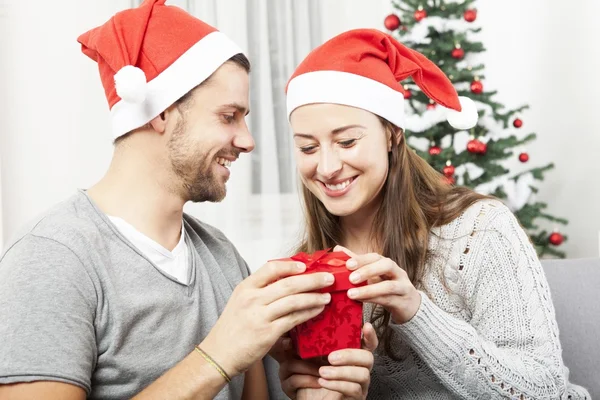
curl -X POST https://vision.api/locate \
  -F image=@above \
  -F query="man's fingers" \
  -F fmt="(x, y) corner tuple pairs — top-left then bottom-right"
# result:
(264, 272), (334, 304)
(267, 292), (331, 321)
(247, 261), (306, 288)
(274, 306), (326, 335)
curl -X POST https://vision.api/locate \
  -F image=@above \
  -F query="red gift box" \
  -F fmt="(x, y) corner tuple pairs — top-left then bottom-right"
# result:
(273, 249), (365, 359)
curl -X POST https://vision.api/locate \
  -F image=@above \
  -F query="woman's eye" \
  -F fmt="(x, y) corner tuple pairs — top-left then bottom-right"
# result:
(339, 139), (357, 148)
(299, 145), (317, 154)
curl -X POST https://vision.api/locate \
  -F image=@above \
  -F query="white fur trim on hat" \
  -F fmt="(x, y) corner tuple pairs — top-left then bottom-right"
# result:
(446, 96), (478, 130)
(114, 65), (147, 104)
(287, 71), (479, 132)
(287, 71), (406, 129)
(110, 31), (244, 139)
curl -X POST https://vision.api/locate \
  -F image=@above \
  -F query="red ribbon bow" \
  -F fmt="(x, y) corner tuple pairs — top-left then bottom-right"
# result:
(290, 248), (349, 269)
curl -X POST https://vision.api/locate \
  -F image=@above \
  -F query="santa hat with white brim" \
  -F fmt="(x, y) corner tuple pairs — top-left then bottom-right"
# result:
(286, 28), (477, 131)
(78, 0), (244, 139)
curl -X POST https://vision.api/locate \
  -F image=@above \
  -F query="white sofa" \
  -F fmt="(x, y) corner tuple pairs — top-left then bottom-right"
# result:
(542, 257), (600, 397)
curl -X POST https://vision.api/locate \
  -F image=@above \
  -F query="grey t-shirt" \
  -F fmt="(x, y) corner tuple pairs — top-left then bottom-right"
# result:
(0, 190), (283, 399)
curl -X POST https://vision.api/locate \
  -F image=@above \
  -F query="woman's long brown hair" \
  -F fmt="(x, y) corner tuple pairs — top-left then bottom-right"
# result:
(295, 117), (488, 359)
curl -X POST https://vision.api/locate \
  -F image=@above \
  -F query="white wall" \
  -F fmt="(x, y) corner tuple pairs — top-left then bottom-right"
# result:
(475, 0), (600, 258)
(0, 0), (7, 247)
(1, 0), (599, 258)
(0, 0), (128, 245)
(318, 0), (600, 258)
(0, 0), (251, 249)
(319, 0), (394, 41)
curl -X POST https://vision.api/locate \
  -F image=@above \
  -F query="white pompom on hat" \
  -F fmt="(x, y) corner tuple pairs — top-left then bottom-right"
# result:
(78, 0), (244, 139)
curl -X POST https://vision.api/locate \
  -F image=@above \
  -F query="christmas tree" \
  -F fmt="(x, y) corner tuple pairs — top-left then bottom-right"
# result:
(383, 0), (568, 258)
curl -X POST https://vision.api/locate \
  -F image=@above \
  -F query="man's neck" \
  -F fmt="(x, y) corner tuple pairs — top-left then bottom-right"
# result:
(88, 152), (185, 251)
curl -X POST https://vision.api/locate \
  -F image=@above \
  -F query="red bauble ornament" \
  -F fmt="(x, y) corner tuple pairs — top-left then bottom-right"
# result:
(519, 152), (529, 163)
(444, 176), (456, 185)
(467, 139), (486, 154)
(478, 141), (487, 155)
(414, 8), (427, 22)
(470, 80), (483, 94)
(429, 145), (442, 156)
(464, 9), (477, 22)
(513, 118), (523, 128)
(549, 232), (564, 246)
(403, 89), (412, 99)
(443, 164), (455, 177)
(467, 139), (480, 153)
(451, 47), (465, 59)
(384, 14), (401, 31)
(427, 101), (436, 110)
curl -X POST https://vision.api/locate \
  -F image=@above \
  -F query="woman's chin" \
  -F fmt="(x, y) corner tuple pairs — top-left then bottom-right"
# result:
(322, 202), (357, 217)
(311, 188), (360, 217)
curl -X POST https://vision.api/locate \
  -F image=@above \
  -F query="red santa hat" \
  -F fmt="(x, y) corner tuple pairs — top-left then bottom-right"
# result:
(286, 29), (477, 131)
(78, 0), (244, 139)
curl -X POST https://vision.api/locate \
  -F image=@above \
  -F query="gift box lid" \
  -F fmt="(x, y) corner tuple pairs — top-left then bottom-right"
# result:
(272, 249), (364, 292)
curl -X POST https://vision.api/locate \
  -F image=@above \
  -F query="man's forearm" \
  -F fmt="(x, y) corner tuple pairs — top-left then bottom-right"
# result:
(132, 349), (229, 400)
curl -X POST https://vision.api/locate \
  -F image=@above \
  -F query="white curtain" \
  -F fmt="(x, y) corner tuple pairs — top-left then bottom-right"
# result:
(174, 0), (323, 271)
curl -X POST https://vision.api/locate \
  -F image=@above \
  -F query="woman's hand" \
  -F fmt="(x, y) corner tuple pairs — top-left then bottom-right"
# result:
(276, 322), (378, 400)
(335, 245), (421, 324)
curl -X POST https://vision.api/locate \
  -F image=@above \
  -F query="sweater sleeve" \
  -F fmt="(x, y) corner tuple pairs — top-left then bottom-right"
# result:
(392, 203), (588, 399)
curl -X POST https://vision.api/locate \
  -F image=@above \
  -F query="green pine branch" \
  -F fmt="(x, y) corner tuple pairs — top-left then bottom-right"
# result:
(511, 162), (555, 181)
(389, 0), (569, 257)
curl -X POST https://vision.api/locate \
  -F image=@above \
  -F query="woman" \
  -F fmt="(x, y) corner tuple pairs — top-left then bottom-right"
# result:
(278, 29), (590, 399)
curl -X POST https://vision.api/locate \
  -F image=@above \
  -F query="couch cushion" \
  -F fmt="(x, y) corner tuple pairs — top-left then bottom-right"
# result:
(542, 257), (600, 397)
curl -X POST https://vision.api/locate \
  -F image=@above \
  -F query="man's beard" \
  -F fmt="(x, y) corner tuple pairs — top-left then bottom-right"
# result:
(168, 117), (226, 203)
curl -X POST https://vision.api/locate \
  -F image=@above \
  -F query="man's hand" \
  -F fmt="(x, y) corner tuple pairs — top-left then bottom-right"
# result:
(200, 261), (336, 377)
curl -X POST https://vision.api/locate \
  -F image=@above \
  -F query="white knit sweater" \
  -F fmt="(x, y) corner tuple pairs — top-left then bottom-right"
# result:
(367, 200), (590, 399)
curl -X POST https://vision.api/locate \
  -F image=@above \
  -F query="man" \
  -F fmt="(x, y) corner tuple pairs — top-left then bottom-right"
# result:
(0, 0), (375, 399)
